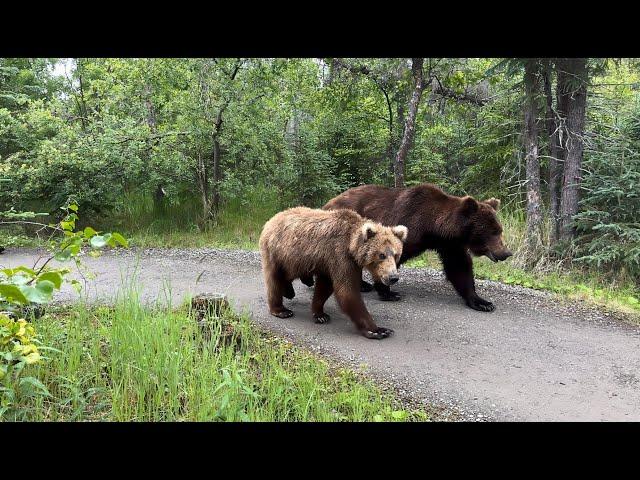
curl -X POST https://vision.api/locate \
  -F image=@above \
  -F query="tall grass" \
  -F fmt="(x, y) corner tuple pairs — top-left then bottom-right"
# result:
(100, 188), (280, 249)
(7, 285), (427, 421)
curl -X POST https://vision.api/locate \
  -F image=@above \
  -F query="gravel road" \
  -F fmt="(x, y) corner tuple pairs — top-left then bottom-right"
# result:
(4, 247), (640, 421)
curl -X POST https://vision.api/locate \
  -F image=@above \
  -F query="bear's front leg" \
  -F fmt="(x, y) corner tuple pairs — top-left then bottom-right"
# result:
(439, 246), (495, 312)
(300, 274), (315, 287)
(360, 279), (374, 292)
(333, 284), (393, 340)
(373, 281), (401, 301)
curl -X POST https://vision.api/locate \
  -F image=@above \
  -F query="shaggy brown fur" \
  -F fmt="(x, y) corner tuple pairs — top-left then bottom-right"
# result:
(259, 206), (408, 339)
(323, 183), (512, 311)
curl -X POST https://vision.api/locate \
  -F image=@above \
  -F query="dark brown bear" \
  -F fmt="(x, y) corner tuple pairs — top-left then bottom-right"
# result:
(321, 183), (512, 312)
(259, 206), (408, 339)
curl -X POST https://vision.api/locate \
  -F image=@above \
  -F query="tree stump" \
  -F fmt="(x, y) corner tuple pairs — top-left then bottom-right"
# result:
(190, 293), (236, 346)
(191, 293), (229, 321)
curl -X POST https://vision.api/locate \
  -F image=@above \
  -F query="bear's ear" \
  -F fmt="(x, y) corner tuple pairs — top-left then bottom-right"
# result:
(460, 196), (479, 217)
(484, 198), (501, 211)
(392, 225), (408, 243)
(361, 222), (379, 241)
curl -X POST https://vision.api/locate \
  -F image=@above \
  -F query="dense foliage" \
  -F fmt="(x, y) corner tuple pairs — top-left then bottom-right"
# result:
(575, 86), (640, 278)
(1, 57), (640, 281)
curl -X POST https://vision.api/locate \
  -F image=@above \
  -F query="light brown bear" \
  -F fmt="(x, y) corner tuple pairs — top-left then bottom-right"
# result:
(259, 207), (408, 339)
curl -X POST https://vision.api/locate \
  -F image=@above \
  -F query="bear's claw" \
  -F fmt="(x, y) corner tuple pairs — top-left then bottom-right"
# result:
(467, 297), (495, 312)
(313, 313), (331, 324)
(362, 327), (394, 340)
(272, 308), (294, 318)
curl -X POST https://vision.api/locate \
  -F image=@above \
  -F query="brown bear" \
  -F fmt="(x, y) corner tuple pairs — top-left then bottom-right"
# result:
(321, 183), (512, 312)
(259, 206), (408, 339)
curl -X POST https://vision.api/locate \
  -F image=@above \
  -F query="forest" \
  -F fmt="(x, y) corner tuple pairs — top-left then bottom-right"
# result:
(2, 57), (640, 422)
(2, 58), (639, 297)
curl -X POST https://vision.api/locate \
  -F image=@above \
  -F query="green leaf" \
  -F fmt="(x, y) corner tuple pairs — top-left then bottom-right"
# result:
(9, 274), (30, 286)
(107, 232), (128, 248)
(83, 226), (97, 239)
(54, 249), (72, 262)
(68, 204), (78, 212)
(70, 279), (82, 293)
(0, 284), (29, 304)
(90, 235), (107, 249)
(60, 221), (73, 231)
(19, 280), (55, 304)
(37, 271), (64, 289)
(3, 266), (36, 277)
(18, 376), (51, 397)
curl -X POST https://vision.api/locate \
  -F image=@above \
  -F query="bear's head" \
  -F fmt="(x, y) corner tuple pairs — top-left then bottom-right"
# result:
(351, 222), (408, 286)
(459, 196), (512, 262)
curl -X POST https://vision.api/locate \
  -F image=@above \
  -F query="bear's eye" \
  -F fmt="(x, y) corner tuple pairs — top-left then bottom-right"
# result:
(379, 253), (386, 260)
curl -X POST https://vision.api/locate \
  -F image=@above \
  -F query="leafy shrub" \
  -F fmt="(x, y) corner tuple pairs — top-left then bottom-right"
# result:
(0, 201), (128, 419)
(0, 313), (49, 418)
(0, 202), (128, 314)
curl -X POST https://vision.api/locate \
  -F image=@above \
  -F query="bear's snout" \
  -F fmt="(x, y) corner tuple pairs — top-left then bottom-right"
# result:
(380, 273), (399, 286)
(499, 250), (513, 261)
(486, 249), (512, 262)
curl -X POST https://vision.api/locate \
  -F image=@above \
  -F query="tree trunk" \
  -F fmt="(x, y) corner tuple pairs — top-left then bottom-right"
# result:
(143, 80), (166, 214)
(389, 98), (405, 185)
(212, 134), (221, 214)
(394, 58), (425, 188)
(523, 59), (544, 257)
(543, 61), (561, 246)
(197, 151), (210, 228)
(558, 58), (588, 243)
(554, 61), (570, 244)
(75, 59), (88, 132)
(143, 82), (157, 133)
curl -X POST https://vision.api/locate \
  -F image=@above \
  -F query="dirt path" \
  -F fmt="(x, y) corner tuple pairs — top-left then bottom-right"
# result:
(4, 247), (640, 421)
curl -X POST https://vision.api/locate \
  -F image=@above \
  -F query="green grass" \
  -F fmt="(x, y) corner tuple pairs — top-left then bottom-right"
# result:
(98, 189), (278, 250)
(0, 229), (43, 249)
(4, 286), (428, 422)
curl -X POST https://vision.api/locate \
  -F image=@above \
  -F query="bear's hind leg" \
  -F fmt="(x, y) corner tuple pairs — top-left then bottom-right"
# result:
(283, 281), (295, 300)
(311, 274), (333, 324)
(264, 264), (294, 318)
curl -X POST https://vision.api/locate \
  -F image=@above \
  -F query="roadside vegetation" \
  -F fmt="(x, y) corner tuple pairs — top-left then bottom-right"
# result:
(3, 292), (428, 422)
(1, 204), (428, 421)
